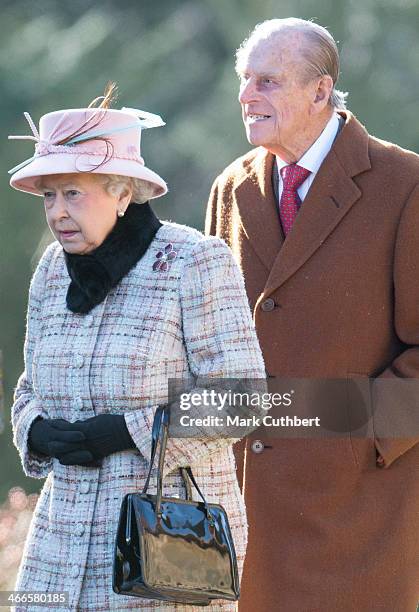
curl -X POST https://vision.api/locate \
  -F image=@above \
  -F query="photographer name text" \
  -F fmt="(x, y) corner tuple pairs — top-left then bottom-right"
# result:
(179, 414), (320, 428)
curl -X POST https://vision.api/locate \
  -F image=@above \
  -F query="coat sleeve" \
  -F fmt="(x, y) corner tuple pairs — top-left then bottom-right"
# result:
(205, 174), (235, 247)
(11, 244), (56, 479)
(204, 176), (220, 237)
(124, 237), (266, 476)
(373, 183), (419, 467)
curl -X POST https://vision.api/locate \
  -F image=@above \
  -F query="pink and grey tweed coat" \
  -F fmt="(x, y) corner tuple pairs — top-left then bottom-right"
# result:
(11, 221), (266, 611)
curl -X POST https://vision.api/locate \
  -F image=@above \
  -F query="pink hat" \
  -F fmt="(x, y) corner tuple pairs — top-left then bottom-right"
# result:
(8, 107), (168, 199)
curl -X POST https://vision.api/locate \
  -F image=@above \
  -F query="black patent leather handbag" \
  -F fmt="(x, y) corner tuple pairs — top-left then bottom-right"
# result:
(112, 404), (240, 606)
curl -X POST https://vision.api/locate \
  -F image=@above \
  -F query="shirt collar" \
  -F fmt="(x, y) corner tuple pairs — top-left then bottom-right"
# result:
(276, 112), (340, 175)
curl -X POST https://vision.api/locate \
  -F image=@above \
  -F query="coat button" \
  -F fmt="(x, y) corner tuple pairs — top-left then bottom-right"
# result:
(251, 439), (265, 453)
(261, 298), (275, 312)
(80, 481), (90, 494)
(71, 565), (79, 578)
(75, 523), (85, 537)
(75, 397), (83, 410)
(75, 355), (84, 368)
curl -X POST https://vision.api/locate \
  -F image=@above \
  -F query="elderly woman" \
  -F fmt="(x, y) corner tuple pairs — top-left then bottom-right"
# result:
(9, 90), (266, 611)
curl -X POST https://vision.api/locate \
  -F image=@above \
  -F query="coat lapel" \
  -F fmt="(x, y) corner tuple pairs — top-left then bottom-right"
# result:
(233, 148), (284, 272)
(257, 111), (371, 297)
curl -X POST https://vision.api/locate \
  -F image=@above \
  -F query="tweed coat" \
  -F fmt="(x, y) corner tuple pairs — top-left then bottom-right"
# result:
(205, 110), (419, 612)
(11, 221), (266, 612)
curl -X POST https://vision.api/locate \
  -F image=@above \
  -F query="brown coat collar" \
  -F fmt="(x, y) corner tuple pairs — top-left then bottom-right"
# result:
(233, 111), (371, 298)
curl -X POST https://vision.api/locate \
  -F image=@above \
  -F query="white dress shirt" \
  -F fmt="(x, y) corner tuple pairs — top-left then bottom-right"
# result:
(276, 112), (340, 203)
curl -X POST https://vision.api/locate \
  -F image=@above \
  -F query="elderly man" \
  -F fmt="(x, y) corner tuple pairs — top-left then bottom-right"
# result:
(206, 18), (419, 612)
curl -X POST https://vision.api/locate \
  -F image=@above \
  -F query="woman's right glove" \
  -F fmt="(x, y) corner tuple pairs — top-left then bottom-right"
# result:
(28, 417), (101, 466)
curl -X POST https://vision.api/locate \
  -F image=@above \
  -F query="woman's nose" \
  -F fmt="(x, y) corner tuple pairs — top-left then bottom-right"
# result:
(49, 193), (69, 220)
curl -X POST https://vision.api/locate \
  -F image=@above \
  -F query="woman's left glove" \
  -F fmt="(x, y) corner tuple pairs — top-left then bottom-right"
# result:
(49, 414), (136, 466)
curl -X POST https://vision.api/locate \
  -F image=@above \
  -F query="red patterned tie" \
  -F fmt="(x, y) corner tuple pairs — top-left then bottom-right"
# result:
(279, 164), (311, 236)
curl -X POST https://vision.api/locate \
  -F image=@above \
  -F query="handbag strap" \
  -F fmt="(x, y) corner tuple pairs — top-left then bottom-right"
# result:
(141, 406), (192, 498)
(180, 467), (193, 499)
(141, 405), (164, 495)
(142, 404), (215, 523)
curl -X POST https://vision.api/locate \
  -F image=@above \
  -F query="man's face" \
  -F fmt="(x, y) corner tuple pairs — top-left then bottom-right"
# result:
(237, 33), (317, 158)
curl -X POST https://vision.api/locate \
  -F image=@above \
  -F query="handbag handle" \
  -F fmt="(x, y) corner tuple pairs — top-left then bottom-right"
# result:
(142, 405), (215, 524)
(141, 406), (192, 498)
(141, 405), (164, 495)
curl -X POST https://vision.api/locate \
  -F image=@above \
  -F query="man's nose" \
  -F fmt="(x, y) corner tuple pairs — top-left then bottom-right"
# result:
(238, 78), (257, 105)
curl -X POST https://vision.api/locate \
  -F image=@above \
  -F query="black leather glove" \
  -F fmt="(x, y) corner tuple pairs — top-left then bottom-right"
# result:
(48, 414), (136, 466)
(28, 416), (100, 466)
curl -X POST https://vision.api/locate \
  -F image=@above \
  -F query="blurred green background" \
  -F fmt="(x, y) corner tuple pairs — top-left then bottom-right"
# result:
(1, 0), (419, 501)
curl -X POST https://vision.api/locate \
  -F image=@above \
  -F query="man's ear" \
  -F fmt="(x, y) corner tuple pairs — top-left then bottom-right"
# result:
(312, 75), (334, 111)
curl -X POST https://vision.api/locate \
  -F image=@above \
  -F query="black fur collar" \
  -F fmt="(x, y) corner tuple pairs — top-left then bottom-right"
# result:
(63, 202), (162, 314)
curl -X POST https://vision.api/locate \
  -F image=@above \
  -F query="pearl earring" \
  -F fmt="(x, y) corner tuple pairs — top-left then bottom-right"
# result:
(117, 209), (125, 217)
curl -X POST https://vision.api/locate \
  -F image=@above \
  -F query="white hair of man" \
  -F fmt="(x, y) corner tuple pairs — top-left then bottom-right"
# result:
(236, 17), (348, 110)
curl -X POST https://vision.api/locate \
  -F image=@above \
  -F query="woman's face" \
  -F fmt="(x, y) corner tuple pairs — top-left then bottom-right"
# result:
(40, 173), (131, 255)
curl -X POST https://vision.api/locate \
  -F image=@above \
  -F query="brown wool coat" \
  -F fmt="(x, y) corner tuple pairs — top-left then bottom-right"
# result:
(205, 111), (419, 612)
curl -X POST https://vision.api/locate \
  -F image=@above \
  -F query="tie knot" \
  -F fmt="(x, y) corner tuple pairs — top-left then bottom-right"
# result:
(280, 164), (311, 192)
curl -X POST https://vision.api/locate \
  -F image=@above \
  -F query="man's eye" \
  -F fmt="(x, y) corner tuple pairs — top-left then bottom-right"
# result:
(67, 190), (80, 197)
(43, 192), (54, 199)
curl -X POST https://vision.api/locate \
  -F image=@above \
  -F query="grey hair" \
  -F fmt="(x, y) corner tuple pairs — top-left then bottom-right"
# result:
(35, 174), (157, 204)
(99, 174), (156, 204)
(236, 18), (348, 109)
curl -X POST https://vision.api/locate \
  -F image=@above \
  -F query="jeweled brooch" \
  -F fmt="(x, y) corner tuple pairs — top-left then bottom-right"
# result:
(153, 243), (177, 272)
